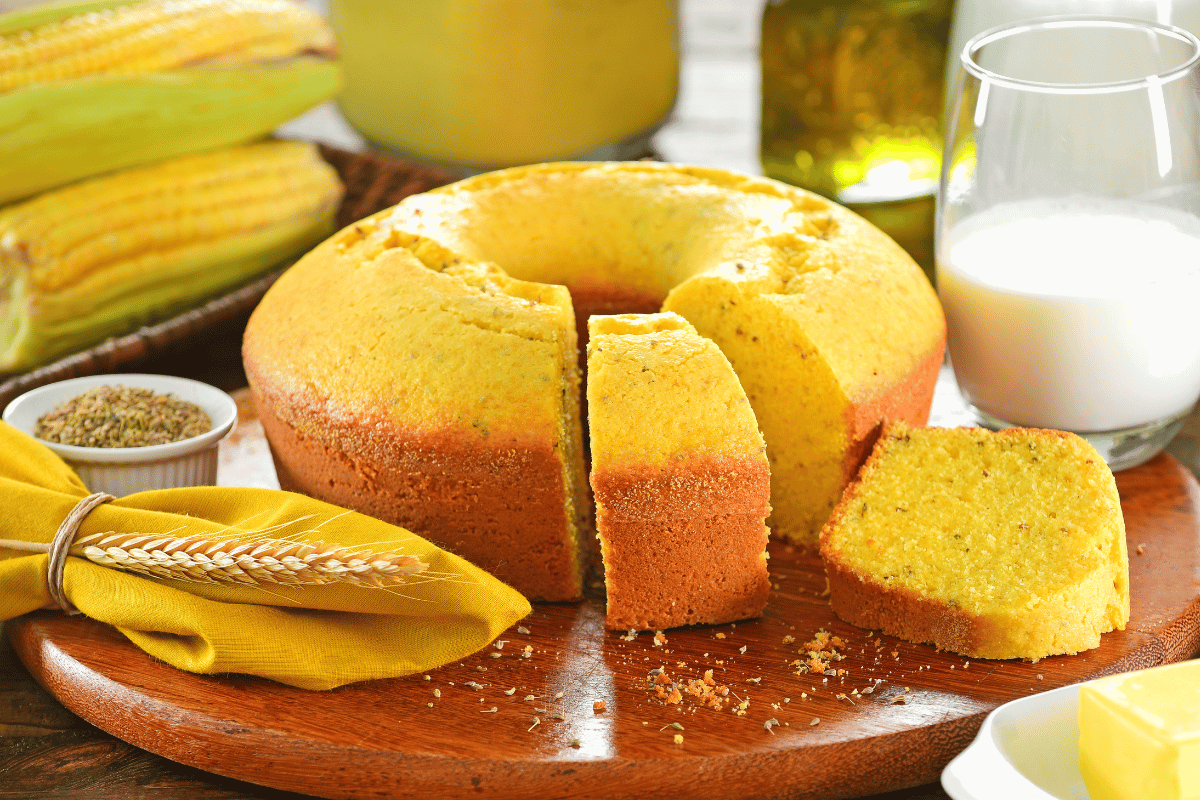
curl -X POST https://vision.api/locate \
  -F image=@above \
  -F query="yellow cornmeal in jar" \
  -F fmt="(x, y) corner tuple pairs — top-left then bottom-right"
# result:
(820, 422), (1129, 660)
(330, 0), (679, 167)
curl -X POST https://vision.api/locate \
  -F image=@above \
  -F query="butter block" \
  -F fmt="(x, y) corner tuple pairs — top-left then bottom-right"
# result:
(1079, 659), (1200, 800)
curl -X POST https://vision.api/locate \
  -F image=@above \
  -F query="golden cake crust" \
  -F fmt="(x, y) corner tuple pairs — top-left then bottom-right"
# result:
(251, 384), (584, 601)
(595, 457), (771, 630)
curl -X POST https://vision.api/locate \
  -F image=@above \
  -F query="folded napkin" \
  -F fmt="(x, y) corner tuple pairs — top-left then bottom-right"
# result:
(0, 422), (531, 690)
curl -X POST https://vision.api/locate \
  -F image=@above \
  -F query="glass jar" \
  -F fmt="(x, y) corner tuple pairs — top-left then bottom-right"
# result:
(330, 0), (680, 171)
(761, 0), (954, 281)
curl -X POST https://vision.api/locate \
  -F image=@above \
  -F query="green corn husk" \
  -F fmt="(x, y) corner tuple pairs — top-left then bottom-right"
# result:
(0, 0), (342, 204)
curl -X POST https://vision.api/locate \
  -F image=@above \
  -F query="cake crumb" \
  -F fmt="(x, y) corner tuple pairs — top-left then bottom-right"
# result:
(593, 700), (607, 713)
(1136, 543), (1146, 555)
(653, 631), (668, 647)
(673, 734), (684, 745)
(790, 629), (849, 676)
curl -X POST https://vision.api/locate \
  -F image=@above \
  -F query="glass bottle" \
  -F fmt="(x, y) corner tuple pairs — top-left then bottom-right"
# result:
(761, 0), (954, 282)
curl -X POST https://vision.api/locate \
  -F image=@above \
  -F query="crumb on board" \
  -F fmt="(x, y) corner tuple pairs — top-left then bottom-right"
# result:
(593, 700), (607, 713)
(790, 629), (849, 677)
(673, 734), (684, 745)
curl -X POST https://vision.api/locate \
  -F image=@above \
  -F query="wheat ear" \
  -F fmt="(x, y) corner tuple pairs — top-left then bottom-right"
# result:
(0, 533), (427, 588)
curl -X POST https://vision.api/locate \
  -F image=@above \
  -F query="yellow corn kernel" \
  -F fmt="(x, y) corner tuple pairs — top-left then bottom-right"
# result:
(3, 141), (336, 292)
(0, 0), (334, 93)
(0, 139), (343, 372)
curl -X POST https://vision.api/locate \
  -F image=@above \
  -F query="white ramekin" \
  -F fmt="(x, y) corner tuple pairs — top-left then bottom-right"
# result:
(2, 374), (238, 497)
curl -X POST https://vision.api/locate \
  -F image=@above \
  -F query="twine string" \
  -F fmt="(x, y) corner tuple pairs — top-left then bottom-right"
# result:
(48, 492), (114, 615)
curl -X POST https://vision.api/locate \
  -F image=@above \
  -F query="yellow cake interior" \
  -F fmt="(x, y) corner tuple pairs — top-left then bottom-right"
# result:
(821, 423), (1129, 659)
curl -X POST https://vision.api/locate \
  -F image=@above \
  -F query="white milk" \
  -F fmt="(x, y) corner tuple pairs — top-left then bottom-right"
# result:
(938, 197), (1200, 432)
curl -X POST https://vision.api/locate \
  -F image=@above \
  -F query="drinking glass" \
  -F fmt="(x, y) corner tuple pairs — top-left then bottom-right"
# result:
(937, 17), (1200, 470)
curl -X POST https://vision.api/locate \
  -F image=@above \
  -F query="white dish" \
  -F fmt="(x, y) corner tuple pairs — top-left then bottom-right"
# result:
(2, 374), (238, 497)
(942, 682), (1090, 800)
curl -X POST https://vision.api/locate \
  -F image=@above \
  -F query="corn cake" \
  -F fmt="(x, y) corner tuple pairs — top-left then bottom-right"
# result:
(587, 313), (770, 629)
(820, 423), (1129, 659)
(244, 162), (944, 602)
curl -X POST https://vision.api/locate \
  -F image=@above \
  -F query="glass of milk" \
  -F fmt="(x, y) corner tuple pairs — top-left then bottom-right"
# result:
(938, 17), (1200, 470)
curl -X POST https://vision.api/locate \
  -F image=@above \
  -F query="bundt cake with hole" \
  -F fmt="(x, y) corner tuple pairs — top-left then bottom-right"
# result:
(587, 312), (770, 629)
(243, 162), (944, 600)
(820, 422), (1129, 660)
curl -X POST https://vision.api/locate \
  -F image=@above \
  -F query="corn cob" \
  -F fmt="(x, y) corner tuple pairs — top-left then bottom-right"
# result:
(0, 0), (341, 204)
(0, 139), (342, 373)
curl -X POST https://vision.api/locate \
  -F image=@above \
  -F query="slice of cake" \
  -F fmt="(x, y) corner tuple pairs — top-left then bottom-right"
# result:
(819, 423), (1129, 660)
(586, 312), (771, 630)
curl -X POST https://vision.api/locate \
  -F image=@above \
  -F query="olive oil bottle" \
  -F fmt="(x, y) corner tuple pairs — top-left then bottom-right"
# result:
(761, 0), (953, 282)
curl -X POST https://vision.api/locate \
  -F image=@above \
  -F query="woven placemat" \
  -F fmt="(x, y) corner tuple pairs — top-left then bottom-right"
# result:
(0, 144), (458, 410)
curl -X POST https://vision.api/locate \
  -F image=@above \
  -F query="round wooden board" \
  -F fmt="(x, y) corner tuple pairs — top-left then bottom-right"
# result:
(9, 452), (1200, 800)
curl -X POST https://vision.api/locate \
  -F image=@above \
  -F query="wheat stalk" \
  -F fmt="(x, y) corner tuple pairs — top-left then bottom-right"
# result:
(0, 532), (427, 588)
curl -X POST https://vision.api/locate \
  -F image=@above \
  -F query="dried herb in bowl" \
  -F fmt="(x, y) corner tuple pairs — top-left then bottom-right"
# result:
(35, 386), (212, 448)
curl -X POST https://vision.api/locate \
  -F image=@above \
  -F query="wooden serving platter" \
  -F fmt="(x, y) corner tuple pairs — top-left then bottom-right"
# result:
(9, 396), (1200, 800)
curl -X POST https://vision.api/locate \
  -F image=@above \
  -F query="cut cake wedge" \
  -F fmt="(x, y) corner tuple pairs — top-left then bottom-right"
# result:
(587, 313), (771, 630)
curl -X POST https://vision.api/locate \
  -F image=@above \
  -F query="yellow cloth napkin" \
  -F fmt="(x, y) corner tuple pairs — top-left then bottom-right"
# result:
(0, 422), (531, 690)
